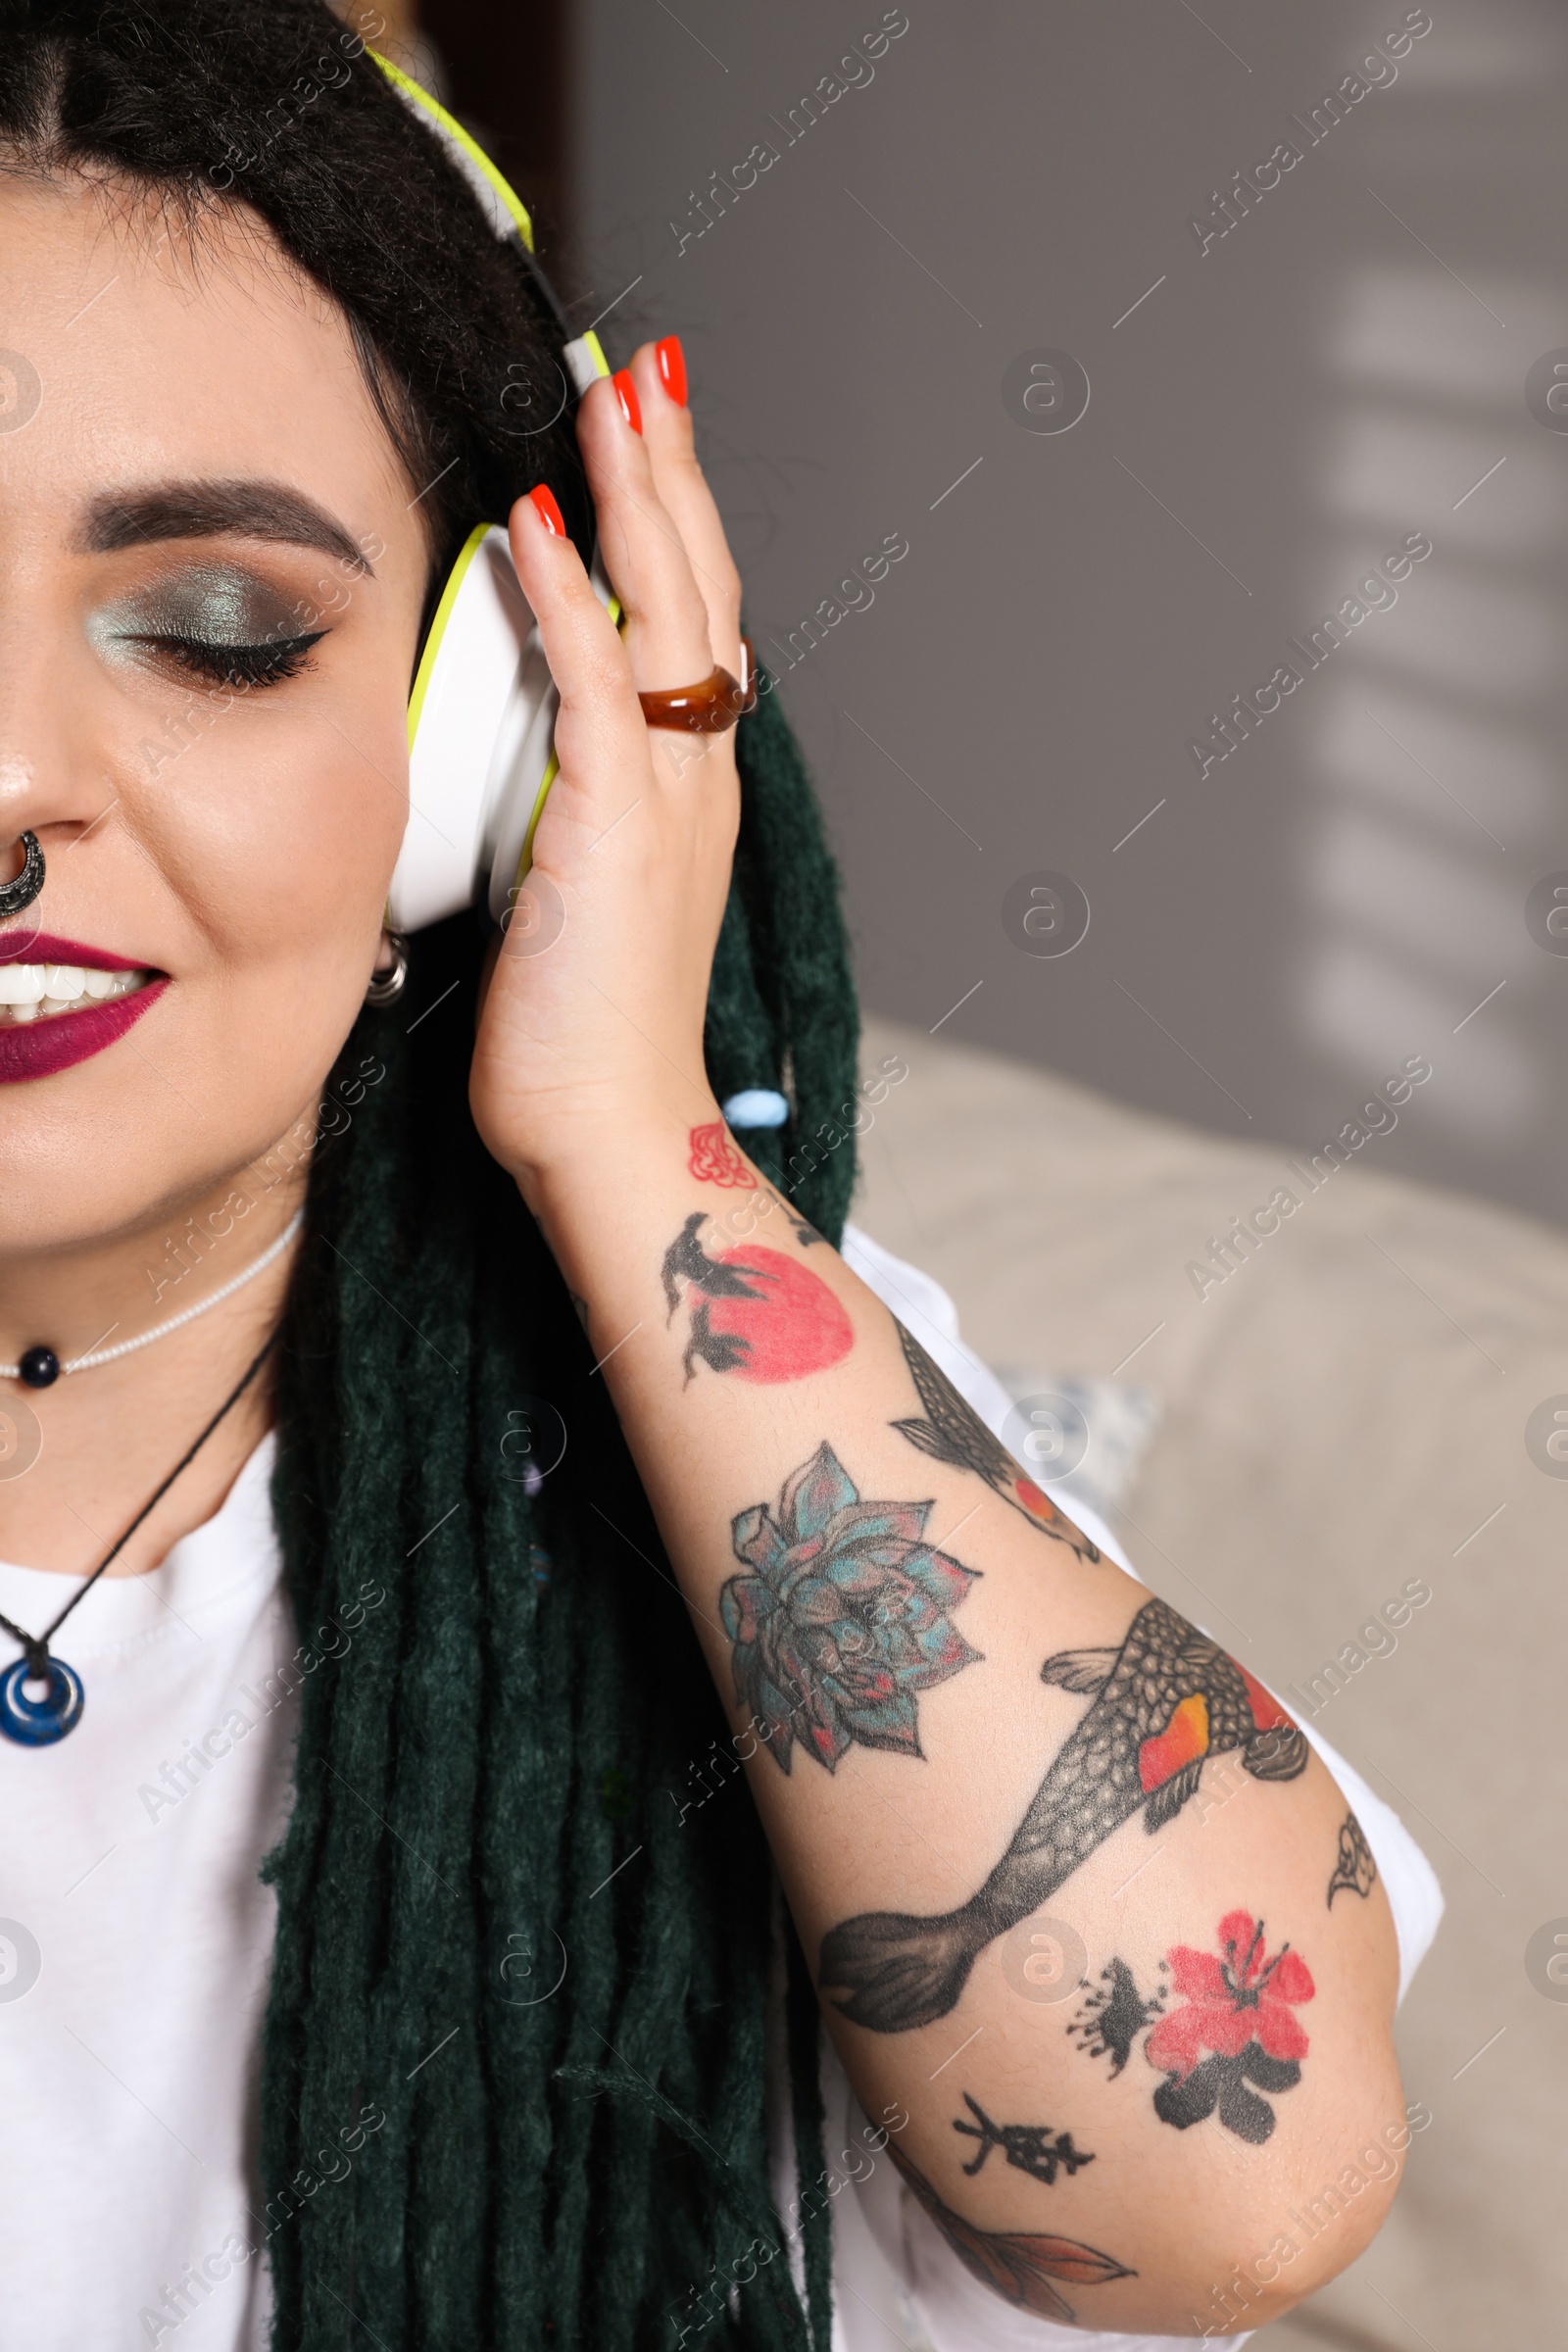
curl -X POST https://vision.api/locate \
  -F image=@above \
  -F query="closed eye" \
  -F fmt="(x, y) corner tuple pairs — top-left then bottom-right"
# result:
(122, 629), (326, 689)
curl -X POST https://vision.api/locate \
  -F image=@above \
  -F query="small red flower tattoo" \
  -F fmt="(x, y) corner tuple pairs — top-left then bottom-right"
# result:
(688, 1121), (753, 1188)
(1146, 1910), (1314, 2144)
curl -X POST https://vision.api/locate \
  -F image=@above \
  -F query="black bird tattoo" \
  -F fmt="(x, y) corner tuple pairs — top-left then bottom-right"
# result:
(818, 1595), (1308, 2034)
(890, 1325), (1101, 1561)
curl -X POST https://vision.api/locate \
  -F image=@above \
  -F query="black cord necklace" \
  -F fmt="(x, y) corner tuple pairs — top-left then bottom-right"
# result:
(0, 1331), (278, 1747)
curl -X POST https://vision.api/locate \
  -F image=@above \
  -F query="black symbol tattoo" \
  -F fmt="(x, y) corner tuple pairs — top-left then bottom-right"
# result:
(890, 1324), (1101, 1559)
(1067, 1956), (1166, 2078)
(1327, 1811), (1377, 1907)
(953, 2093), (1095, 2185)
(818, 1596), (1308, 2033)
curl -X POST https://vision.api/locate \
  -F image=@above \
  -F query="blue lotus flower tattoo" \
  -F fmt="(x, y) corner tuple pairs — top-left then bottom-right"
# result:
(720, 1442), (983, 1774)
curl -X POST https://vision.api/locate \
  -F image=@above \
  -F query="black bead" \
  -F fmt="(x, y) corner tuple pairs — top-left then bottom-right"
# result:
(19, 1346), (59, 1389)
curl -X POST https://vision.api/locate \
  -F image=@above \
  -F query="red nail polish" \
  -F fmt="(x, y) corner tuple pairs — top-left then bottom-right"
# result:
(527, 483), (565, 538)
(612, 368), (643, 435)
(655, 335), (688, 409)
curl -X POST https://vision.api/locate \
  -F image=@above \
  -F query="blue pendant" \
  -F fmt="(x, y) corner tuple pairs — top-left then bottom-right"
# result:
(0, 1654), (84, 1744)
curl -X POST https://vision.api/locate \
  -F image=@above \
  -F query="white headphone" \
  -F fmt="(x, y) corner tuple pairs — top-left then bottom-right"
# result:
(370, 55), (618, 935)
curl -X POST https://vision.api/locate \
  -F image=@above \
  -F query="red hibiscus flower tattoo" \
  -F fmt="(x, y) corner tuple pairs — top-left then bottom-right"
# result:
(1146, 1911), (1314, 2145)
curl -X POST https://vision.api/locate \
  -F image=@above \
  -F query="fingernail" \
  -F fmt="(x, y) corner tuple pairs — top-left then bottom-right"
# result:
(527, 483), (565, 538)
(655, 335), (688, 409)
(612, 368), (643, 435)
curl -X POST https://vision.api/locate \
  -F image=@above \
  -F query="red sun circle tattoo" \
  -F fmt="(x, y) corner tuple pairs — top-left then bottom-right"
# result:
(688, 1120), (753, 1187)
(662, 1212), (854, 1387)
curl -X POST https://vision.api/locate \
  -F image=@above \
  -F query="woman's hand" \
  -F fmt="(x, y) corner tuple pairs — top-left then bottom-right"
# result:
(468, 338), (745, 1204)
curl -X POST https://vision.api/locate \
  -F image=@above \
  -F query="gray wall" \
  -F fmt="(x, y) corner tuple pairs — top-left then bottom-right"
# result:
(575, 0), (1568, 1230)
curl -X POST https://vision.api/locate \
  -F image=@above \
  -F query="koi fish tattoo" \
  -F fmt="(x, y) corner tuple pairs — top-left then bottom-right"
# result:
(885, 2137), (1132, 2324)
(721, 1442), (981, 1773)
(890, 1324), (1101, 1560)
(953, 2093), (1095, 2184)
(818, 1596), (1308, 2031)
(1327, 1811), (1377, 1907)
(662, 1212), (852, 1387)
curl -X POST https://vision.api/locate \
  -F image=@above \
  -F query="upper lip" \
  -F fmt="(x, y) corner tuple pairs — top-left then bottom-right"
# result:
(0, 931), (154, 972)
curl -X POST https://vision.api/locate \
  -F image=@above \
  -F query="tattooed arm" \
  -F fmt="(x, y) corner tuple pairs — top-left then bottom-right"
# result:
(513, 1112), (1405, 2332)
(466, 395), (1405, 2333)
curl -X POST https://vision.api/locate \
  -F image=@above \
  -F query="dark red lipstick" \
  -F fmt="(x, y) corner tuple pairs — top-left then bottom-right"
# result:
(0, 933), (167, 1083)
(0, 930), (146, 969)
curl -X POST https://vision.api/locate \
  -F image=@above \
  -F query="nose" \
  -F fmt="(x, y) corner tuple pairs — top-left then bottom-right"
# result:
(0, 599), (125, 926)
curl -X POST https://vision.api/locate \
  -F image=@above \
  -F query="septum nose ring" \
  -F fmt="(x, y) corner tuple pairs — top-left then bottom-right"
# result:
(0, 830), (44, 920)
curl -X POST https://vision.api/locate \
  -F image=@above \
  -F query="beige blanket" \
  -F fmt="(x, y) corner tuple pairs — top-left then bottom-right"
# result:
(853, 1014), (1563, 2352)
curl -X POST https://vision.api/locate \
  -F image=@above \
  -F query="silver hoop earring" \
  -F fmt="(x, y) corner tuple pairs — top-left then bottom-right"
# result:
(365, 931), (409, 1008)
(0, 830), (44, 921)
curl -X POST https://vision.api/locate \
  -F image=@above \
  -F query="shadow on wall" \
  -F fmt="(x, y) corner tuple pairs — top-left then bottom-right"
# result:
(1291, 6), (1568, 1205)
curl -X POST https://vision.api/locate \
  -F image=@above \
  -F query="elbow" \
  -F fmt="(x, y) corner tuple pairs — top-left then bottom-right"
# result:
(1171, 2131), (1408, 2334)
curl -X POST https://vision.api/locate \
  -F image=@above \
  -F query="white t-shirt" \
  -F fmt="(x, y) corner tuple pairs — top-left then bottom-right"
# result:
(0, 1228), (1442, 2352)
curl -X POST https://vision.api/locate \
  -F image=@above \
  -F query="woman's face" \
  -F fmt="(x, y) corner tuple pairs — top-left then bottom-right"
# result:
(0, 175), (430, 1257)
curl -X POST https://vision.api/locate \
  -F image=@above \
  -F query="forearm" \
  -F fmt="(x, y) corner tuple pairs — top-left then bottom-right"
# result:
(527, 1106), (1406, 2332)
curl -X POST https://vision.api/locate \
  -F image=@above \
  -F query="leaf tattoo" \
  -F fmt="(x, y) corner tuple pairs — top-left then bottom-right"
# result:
(891, 1324), (1101, 1560)
(885, 2137), (1132, 2324)
(721, 1443), (982, 1773)
(953, 2093), (1095, 2185)
(819, 1597), (1308, 2032)
(1327, 1811), (1377, 1907)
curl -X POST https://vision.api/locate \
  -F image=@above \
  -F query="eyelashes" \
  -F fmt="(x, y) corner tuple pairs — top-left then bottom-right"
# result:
(122, 629), (327, 690)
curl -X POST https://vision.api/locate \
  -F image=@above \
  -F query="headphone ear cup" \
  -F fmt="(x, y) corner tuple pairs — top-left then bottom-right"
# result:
(390, 525), (624, 936)
(388, 525), (551, 934)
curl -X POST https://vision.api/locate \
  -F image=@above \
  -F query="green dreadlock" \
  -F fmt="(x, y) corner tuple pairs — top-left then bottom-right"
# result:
(267, 680), (857, 2349)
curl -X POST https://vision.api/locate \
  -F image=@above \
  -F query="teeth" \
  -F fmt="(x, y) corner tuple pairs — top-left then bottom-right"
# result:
(0, 964), (147, 1021)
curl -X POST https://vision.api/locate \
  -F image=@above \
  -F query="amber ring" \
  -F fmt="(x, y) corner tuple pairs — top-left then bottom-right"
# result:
(638, 637), (757, 733)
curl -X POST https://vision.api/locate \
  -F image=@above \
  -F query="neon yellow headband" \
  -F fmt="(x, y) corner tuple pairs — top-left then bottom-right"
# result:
(368, 51), (533, 251)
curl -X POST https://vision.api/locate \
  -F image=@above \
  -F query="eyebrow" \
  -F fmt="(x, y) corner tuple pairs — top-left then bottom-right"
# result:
(77, 478), (372, 576)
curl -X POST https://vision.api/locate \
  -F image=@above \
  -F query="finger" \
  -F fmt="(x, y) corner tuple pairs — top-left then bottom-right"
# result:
(626, 337), (744, 679)
(575, 372), (718, 695)
(506, 486), (651, 829)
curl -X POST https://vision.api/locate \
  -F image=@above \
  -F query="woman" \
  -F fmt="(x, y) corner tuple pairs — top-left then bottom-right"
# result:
(0, 4), (1440, 2346)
